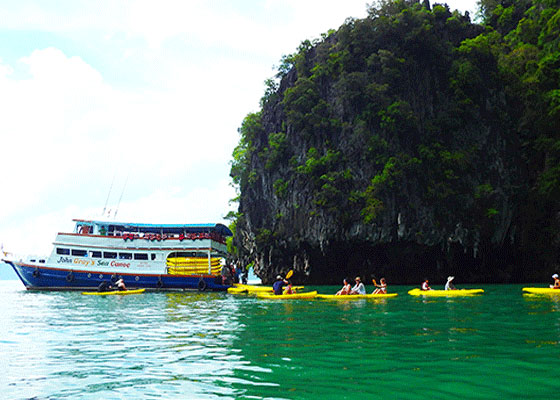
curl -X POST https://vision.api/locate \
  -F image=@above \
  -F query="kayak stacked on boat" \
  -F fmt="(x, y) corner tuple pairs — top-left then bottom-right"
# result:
(2, 219), (233, 291)
(408, 288), (484, 296)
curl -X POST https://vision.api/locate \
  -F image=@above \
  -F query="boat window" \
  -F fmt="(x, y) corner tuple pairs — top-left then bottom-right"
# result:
(168, 251), (196, 258)
(56, 248), (70, 255)
(71, 249), (88, 257)
(90, 251), (102, 258)
(134, 253), (148, 260)
(119, 252), (132, 260)
(103, 251), (117, 259)
(151, 254), (156, 261)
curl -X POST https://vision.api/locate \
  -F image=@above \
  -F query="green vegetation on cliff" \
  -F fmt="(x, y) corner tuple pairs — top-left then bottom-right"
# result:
(230, 0), (560, 283)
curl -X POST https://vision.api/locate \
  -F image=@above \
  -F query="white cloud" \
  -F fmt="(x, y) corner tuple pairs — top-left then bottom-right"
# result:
(0, 45), (241, 254)
(0, 0), (479, 257)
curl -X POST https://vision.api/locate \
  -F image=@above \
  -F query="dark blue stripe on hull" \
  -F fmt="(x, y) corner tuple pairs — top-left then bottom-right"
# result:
(7, 262), (230, 291)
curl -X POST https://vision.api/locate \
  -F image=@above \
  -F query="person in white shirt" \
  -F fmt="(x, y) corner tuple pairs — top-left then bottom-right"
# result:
(351, 276), (366, 295)
(115, 278), (127, 291)
(550, 274), (560, 289)
(444, 276), (456, 291)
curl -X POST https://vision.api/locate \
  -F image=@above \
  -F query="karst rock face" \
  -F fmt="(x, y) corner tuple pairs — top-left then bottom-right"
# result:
(231, 1), (559, 284)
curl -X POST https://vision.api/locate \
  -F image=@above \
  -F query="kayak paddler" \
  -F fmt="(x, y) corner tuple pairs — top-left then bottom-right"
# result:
(283, 280), (294, 295)
(372, 277), (387, 294)
(351, 276), (366, 295)
(273, 275), (287, 295)
(116, 278), (127, 291)
(336, 278), (352, 295)
(421, 279), (431, 291)
(550, 274), (560, 289)
(98, 281), (113, 292)
(445, 276), (456, 291)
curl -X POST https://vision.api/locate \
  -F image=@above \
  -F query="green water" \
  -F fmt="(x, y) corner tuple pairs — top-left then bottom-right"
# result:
(1, 282), (559, 399)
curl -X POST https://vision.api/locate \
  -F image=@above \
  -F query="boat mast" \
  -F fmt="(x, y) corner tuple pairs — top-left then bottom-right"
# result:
(102, 173), (115, 217)
(113, 173), (129, 220)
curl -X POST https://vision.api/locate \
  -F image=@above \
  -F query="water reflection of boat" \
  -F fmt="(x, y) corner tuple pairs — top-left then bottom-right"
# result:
(3, 219), (232, 291)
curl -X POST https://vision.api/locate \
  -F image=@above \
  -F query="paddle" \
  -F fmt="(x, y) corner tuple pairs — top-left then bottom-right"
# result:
(283, 270), (294, 295)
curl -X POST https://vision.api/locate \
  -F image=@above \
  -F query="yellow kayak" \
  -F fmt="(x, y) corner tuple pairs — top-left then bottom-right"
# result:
(82, 289), (146, 296)
(231, 284), (304, 294)
(408, 288), (484, 296)
(232, 284), (272, 293)
(317, 293), (398, 300)
(257, 291), (317, 299)
(227, 287), (249, 294)
(522, 287), (560, 295)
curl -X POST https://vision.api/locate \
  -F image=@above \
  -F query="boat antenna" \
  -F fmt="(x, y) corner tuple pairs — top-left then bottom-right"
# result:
(113, 173), (129, 220)
(102, 173), (116, 217)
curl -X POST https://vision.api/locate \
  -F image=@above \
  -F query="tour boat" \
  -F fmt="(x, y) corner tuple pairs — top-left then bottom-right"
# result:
(3, 219), (233, 291)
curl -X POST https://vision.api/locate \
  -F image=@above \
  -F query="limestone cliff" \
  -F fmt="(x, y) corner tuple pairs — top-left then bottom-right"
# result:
(230, 0), (560, 284)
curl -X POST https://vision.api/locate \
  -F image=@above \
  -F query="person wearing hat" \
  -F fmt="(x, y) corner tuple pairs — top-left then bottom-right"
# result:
(351, 276), (366, 295)
(550, 274), (560, 289)
(273, 275), (287, 295)
(445, 276), (456, 291)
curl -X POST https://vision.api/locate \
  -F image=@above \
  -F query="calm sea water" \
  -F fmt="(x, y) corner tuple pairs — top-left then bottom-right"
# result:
(1, 280), (559, 399)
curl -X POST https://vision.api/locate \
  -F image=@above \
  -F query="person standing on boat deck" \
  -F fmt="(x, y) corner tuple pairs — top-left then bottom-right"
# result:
(421, 279), (431, 291)
(445, 276), (456, 291)
(230, 264), (238, 283)
(273, 275), (287, 295)
(550, 274), (560, 289)
(221, 263), (232, 285)
(351, 277), (366, 295)
(236, 265), (243, 283)
(116, 278), (126, 291)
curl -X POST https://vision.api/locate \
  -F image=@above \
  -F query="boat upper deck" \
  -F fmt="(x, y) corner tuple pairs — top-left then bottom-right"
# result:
(72, 219), (231, 237)
(52, 219), (233, 253)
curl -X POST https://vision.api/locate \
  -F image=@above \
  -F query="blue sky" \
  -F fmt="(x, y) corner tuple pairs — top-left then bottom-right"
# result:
(0, 0), (478, 257)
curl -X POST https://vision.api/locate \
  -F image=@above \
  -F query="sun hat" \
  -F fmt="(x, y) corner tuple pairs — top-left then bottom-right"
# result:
(447, 276), (454, 281)
(553, 274), (558, 279)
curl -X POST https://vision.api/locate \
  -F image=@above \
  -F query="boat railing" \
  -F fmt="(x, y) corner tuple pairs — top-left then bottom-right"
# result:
(73, 226), (227, 244)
